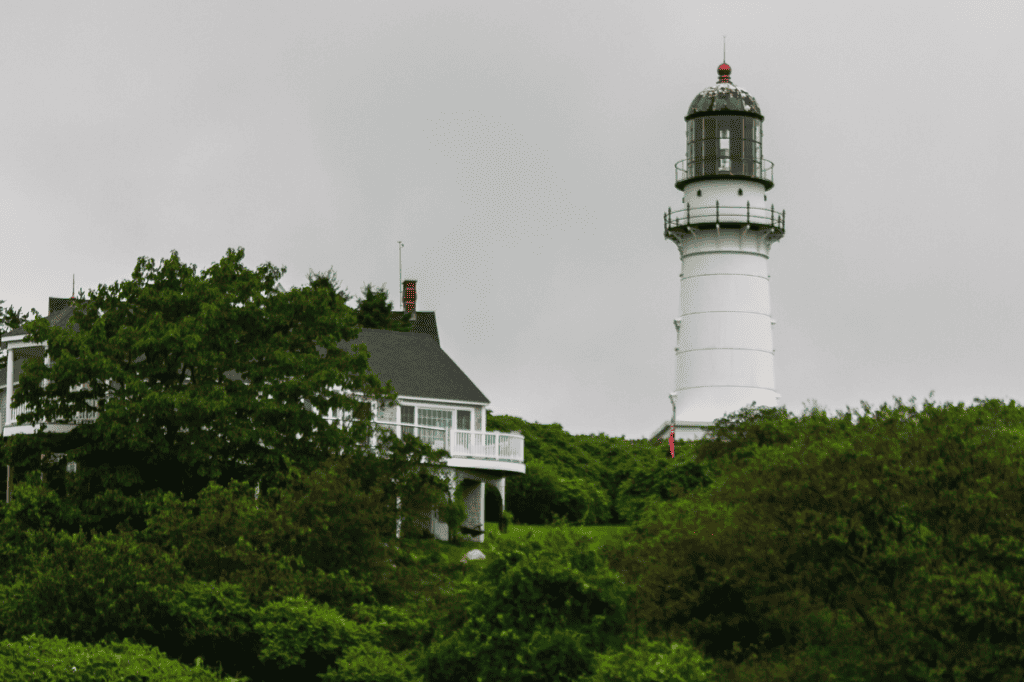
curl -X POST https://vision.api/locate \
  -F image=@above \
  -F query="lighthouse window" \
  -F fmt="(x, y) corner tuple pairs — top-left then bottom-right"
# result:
(718, 128), (731, 172)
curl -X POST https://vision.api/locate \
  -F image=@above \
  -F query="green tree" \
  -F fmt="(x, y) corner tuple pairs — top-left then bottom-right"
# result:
(8, 248), (392, 527)
(423, 524), (630, 682)
(355, 284), (412, 332)
(610, 399), (1024, 681)
(615, 457), (711, 525)
(305, 267), (352, 307)
(587, 638), (714, 682)
(0, 303), (30, 335)
(438, 482), (467, 543)
(0, 634), (241, 682)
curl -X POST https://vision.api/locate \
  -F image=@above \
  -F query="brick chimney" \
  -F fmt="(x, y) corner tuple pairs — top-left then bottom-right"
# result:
(402, 280), (417, 321)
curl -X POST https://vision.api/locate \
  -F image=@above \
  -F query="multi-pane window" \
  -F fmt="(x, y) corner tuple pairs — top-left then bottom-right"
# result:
(417, 408), (452, 429)
(457, 410), (471, 430)
(400, 405), (414, 436)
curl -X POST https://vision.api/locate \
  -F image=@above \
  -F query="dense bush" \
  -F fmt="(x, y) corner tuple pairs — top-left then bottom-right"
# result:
(488, 413), (703, 524)
(0, 634), (239, 681)
(422, 524), (630, 682)
(586, 638), (714, 682)
(615, 456), (711, 525)
(611, 399), (1024, 680)
(140, 467), (385, 606)
(0, 463), (431, 681)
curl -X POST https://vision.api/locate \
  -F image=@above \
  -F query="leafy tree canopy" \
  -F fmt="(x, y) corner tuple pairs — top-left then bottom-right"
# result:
(487, 413), (706, 525)
(0, 302), (31, 336)
(355, 283), (412, 332)
(9, 248), (397, 522)
(304, 270), (411, 332)
(423, 524), (631, 682)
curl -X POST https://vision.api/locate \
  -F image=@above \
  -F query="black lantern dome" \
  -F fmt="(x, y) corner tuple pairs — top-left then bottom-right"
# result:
(686, 62), (762, 118)
(677, 62), (772, 190)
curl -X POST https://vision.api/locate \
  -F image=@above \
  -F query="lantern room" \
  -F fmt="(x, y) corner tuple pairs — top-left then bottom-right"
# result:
(676, 63), (773, 191)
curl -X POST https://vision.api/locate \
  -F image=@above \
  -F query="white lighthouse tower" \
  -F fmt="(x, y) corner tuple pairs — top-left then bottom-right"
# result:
(653, 61), (785, 441)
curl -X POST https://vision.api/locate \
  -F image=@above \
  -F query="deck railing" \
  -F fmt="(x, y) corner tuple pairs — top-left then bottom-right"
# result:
(374, 422), (525, 464)
(5, 400), (98, 428)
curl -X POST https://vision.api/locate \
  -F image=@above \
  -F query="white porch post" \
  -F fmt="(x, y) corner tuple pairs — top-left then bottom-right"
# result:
(6, 348), (13, 505)
(5, 348), (12, 429)
(474, 480), (485, 543)
(395, 495), (401, 539)
(443, 470), (458, 541)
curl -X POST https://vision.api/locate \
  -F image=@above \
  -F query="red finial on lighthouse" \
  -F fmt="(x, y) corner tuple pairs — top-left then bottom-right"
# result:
(717, 62), (731, 83)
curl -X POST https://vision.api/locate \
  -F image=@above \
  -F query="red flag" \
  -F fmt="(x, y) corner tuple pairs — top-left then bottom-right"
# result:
(669, 423), (675, 458)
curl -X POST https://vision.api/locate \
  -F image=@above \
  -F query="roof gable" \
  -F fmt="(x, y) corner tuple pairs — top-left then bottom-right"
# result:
(338, 328), (487, 404)
(388, 311), (439, 345)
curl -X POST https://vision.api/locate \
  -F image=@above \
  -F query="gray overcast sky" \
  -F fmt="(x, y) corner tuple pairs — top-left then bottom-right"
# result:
(1, 2), (1021, 438)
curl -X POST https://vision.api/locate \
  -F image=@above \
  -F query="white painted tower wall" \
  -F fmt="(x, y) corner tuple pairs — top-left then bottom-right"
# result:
(668, 182), (782, 435)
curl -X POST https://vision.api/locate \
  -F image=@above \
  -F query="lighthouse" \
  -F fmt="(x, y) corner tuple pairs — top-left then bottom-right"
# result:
(653, 61), (785, 441)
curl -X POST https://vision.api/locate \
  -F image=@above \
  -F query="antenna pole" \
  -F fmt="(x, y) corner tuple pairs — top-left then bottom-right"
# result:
(397, 241), (404, 294)
(723, 36), (726, 62)
(72, 274), (75, 298)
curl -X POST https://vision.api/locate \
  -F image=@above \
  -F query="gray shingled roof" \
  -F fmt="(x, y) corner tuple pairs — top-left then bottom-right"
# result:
(7, 297), (78, 337)
(388, 311), (439, 345)
(338, 328), (487, 404)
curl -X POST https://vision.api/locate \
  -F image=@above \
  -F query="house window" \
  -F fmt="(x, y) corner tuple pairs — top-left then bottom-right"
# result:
(417, 408), (452, 429)
(457, 410), (471, 431)
(400, 405), (415, 436)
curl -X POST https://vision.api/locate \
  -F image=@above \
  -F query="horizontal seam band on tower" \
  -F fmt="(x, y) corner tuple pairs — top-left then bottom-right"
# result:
(678, 311), (772, 317)
(675, 386), (780, 391)
(679, 273), (769, 280)
(676, 347), (775, 353)
(677, 250), (770, 258)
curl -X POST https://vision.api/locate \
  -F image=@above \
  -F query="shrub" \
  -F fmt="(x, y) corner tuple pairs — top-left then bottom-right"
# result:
(612, 399), (1024, 679)
(0, 634), (240, 681)
(422, 524), (630, 682)
(320, 642), (420, 682)
(587, 638), (714, 682)
(438, 484), (466, 542)
(141, 476), (377, 607)
(254, 595), (364, 674)
(615, 458), (711, 525)
(0, 528), (183, 644)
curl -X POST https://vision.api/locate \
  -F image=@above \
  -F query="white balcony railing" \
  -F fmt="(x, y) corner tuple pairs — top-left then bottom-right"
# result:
(373, 421), (524, 464)
(5, 400), (98, 428)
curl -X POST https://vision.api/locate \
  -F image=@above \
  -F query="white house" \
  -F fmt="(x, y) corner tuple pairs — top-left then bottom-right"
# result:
(0, 283), (524, 543)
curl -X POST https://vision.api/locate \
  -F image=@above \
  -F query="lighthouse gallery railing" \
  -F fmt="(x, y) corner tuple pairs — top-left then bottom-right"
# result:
(664, 201), (785, 232)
